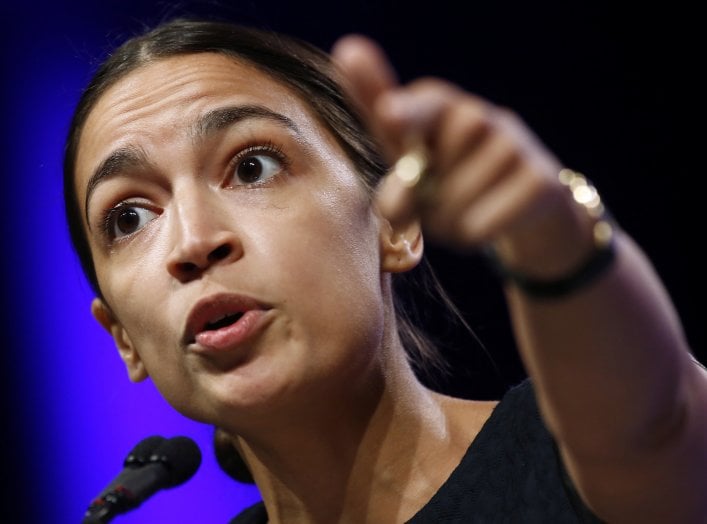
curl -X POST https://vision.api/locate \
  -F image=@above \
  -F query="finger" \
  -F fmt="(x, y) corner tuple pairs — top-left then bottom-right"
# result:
(374, 83), (473, 226)
(374, 79), (465, 153)
(454, 164), (555, 245)
(376, 168), (419, 226)
(332, 36), (430, 226)
(428, 95), (492, 175)
(330, 35), (399, 126)
(428, 131), (520, 233)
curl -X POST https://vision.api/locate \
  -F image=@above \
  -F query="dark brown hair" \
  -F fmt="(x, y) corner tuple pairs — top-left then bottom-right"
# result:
(63, 17), (454, 379)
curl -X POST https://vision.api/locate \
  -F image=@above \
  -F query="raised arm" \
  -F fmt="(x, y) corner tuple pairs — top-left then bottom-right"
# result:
(332, 35), (707, 523)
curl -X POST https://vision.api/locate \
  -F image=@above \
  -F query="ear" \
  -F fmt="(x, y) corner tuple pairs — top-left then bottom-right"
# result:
(379, 217), (424, 273)
(91, 298), (148, 383)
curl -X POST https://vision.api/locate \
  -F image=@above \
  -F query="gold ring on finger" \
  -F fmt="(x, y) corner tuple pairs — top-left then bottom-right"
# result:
(392, 146), (429, 189)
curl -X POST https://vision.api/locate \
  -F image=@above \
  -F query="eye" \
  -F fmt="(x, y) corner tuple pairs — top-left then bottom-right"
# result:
(230, 149), (285, 186)
(105, 204), (158, 240)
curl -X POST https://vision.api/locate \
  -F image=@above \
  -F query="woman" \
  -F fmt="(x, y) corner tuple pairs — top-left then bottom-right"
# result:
(64, 18), (707, 523)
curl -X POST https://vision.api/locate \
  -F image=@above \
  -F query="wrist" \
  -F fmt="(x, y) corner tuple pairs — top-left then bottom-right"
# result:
(485, 169), (617, 299)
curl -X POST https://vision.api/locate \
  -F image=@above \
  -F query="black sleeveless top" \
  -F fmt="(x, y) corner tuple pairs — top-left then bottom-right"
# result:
(230, 379), (604, 523)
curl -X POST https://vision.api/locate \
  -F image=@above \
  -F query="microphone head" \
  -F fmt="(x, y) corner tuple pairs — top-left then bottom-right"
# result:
(149, 436), (202, 487)
(83, 435), (202, 523)
(124, 435), (167, 467)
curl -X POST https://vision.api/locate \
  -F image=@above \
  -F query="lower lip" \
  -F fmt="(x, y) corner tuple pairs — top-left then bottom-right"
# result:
(193, 310), (269, 353)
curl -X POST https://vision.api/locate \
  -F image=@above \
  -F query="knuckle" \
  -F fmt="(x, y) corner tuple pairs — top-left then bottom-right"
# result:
(492, 133), (522, 165)
(453, 101), (492, 140)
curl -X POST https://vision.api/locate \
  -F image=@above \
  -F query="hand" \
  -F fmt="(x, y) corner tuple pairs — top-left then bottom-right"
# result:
(331, 35), (594, 276)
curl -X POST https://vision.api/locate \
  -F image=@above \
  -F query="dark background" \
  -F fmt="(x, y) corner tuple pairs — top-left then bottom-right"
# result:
(1, 1), (703, 521)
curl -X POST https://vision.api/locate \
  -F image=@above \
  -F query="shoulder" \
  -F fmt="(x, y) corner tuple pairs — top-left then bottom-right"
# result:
(411, 379), (605, 522)
(436, 391), (499, 447)
(436, 377), (537, 442)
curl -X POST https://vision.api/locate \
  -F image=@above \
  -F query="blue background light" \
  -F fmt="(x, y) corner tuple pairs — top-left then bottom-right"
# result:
(2, 4), (266, 523)
(2, 2), (702, 523)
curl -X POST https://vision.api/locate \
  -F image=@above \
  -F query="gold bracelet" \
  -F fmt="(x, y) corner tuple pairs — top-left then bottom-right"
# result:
(558, 168), (614, 250)
(485, 169), (616, 299)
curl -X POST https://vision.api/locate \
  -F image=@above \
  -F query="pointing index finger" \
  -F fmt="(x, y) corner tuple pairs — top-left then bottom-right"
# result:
(330, 35), (399, 136)
(331, 36), (425, 225)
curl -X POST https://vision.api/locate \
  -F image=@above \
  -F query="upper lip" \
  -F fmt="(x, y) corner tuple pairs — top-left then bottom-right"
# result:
(182, 292), (268, 345)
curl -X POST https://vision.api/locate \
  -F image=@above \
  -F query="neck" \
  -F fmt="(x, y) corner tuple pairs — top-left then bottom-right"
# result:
(229, 344), (471, 524)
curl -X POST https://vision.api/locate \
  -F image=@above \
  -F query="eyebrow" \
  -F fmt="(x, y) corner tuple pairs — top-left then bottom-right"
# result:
(83, 104), (300, 226)
(84, 146), (150, 228)
(191, 104), (299, 139)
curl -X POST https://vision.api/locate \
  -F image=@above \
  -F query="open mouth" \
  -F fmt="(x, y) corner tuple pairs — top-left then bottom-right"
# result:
(184, 293), (270, 348)
(203, 312), (244, 331)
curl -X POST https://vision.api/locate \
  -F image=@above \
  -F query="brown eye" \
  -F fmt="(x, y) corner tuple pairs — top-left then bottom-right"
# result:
(109, 205), (158, 239)
(233, 153), (282, 185)
(237, 157), (263, 183)
(117, 208), (140, 234)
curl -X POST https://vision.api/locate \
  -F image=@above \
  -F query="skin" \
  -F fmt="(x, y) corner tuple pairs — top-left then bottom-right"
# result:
(332, 36), (707, 523)
(76, 53), (495, 523)
(78, 54), (396, 425)
(75, 38), (707, 523)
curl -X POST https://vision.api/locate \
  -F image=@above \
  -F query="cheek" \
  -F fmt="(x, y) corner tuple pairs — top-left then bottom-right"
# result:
(271, 184), (385, 347)
(101, 270), (203, 416)
(95, 220), (174, 313)
(96, 245), (183, 368)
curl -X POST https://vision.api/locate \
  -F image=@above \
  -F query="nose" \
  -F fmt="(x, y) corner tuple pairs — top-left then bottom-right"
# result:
(166, 193), (243, 283)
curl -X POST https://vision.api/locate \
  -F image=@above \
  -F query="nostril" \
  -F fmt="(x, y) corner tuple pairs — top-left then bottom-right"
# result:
(179, 261), (199, 274)
(169, 241), (237, 281)
(208, 244), (232, 262)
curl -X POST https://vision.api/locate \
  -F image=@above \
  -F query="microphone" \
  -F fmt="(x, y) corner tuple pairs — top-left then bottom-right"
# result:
(85, 435), (167, 510)
(82, 435), (202, 523)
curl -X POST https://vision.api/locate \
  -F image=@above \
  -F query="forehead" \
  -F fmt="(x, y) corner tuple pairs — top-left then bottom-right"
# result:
(75, 53), (324, 195)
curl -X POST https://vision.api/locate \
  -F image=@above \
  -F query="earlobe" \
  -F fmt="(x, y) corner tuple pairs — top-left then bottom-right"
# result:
(380, 218), (424, 273)
(91, 298), (148, 383)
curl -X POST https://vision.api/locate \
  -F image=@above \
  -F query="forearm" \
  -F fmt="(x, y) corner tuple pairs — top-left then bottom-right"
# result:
(503, 231), (707, 520)
(507, 232), (688, 445)
(331, 34), (707, 520)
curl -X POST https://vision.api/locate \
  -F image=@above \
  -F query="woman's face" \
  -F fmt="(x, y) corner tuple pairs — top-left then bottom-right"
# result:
(75, 53), (398, 425)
